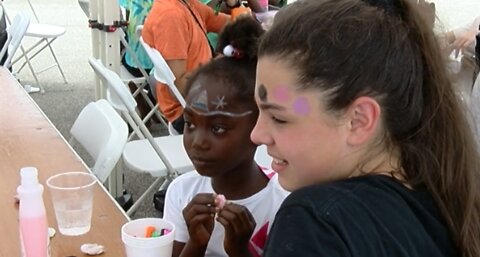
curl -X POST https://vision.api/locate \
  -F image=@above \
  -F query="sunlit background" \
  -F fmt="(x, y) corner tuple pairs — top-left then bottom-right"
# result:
(428, 0), (479, 30)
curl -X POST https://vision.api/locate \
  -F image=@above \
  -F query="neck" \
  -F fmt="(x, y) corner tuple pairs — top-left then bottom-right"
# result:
(211, 160), (269, 200)
(351, 146), (409, 185)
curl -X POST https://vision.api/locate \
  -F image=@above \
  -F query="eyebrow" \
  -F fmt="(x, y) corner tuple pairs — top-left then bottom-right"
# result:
(258, 102), (286, 111)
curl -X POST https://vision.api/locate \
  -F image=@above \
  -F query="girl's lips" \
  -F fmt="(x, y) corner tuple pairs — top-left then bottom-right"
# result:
(190, 156), (215, 166)
(271, 158), (288, 173)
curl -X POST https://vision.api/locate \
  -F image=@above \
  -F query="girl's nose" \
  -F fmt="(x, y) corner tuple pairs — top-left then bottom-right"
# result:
(191, 130), (210, 151)
(250, 115), (273, 146)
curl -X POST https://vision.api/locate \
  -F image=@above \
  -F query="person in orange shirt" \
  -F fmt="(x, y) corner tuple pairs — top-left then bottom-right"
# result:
(142, 0), (229, 133)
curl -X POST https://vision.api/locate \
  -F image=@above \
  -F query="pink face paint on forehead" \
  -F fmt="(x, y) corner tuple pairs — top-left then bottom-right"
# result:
(273, 85), (291, 102)
(292, 97), (311, 116)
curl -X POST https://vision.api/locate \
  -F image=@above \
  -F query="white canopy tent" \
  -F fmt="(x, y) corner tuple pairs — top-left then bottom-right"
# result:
(88, 0), (121, 100)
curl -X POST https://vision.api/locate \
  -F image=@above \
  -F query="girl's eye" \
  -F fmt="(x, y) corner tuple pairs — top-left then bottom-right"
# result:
(212, 126), (226, 134)
(271, 116), (287, 124)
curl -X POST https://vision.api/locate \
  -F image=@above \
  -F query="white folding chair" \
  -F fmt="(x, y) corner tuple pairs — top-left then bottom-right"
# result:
(9, 0), (68, 93)
(117, 28), (167, 133)
(69, 99), (128, 191)
(78, 0), (90, 17)
(88, 57), (194, 215)
(140, 36), (186, 135)
(75, 1), (165, 136)
(0, 12), (30, 69)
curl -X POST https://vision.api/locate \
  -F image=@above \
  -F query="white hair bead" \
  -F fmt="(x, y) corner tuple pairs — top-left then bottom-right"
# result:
(223, 44), (235, 57)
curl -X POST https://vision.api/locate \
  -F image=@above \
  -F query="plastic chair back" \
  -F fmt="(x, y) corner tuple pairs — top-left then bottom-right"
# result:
(140, 36), (186, 107)
(89, 57), (149, 139)
(70, 99), (128, 182)
(0, 12), (30, 68)
(88, 57), (178, 175)
(88, 58), (137, 112)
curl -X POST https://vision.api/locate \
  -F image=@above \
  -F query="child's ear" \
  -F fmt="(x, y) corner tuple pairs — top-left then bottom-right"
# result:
(345, 96), (381, 146)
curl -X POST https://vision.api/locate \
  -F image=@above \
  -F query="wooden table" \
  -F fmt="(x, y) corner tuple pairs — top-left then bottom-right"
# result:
(0, 67), (129, 256)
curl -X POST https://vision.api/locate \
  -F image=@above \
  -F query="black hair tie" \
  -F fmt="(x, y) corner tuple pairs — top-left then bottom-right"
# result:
(362, 0), (403, 16)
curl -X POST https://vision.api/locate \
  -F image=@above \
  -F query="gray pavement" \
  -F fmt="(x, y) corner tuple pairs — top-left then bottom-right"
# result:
(4, 0), (161, 219)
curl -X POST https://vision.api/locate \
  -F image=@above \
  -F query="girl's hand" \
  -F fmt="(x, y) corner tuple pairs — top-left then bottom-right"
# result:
(217, 203), (256, 257)
(452, 28), (478, 57)
(182, 193), (217, 247)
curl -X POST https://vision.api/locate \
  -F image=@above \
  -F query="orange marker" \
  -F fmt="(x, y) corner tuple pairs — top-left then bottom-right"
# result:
(145, 226), (156, 238)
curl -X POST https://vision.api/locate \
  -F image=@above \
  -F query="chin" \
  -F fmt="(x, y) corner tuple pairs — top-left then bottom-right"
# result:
(196, 163), (227, 177)
(195, 168), (216, 177)
(278, 176), (298, 192)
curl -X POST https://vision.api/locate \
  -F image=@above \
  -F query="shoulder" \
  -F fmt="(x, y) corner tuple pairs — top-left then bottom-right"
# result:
(165, 171), (212, 205)
(280, 175), (412, 219)
(169, 171), (205, 188)
(147, 0), (186, 21)
(190, 0), (208, 9)
(267, 176), (457, 256)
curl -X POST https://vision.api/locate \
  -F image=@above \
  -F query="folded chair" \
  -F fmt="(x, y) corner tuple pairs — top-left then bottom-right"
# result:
(75, 1), (164, 134)
(0, 12), (30, 69)
(140, 36), (186, 135)
(88, 57), (194, 215)
(9, 0), (68, 93)
(69, 99), (129, 195)
(117, 28), (167, 136)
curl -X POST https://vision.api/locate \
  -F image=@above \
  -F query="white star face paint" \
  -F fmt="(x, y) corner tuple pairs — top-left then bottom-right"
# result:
(212, 96), (227, 109)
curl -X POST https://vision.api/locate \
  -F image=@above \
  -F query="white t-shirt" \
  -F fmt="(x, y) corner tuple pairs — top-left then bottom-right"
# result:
(163, 169), (289, 257)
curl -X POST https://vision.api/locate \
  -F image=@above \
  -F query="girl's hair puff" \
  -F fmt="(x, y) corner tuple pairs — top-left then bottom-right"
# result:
(186, 16), (265, 107)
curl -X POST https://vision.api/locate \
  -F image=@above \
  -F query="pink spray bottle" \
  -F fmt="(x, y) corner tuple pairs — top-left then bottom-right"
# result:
(17, 167), (49, 257)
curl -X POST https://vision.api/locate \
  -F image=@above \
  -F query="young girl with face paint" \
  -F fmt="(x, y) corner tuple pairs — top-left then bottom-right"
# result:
(251, 0), (480, 256)
(162, 16), (288, 257)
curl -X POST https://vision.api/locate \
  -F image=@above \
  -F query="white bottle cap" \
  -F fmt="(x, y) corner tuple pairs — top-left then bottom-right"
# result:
(20, 167), (39, 187)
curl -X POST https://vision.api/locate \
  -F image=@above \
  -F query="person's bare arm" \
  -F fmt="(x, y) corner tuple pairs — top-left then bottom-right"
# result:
(225, 0), (266, 13)
(166, 59), (189, 96)
(245, 0), (266, 13)
(447, 16), (480, 57)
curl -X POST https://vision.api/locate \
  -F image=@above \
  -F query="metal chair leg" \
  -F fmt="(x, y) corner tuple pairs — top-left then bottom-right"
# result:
(47, 44), (68, 84)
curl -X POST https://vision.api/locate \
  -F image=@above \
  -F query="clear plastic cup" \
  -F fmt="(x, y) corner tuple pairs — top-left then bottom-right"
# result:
(46, 172), (96, 236)
(121, 218), (175, 257)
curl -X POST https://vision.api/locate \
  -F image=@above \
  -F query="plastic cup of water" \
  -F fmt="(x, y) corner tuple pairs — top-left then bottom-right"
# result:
(121, 218), (175, 257)
(46, 172), (96, 236)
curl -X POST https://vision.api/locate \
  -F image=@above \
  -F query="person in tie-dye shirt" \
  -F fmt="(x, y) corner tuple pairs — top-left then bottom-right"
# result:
(119, 0), (154, 77)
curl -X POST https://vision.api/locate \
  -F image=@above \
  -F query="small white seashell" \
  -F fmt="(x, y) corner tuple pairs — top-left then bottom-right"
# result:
(48, 227), (56, 238)
(80, 243), (105, 255)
